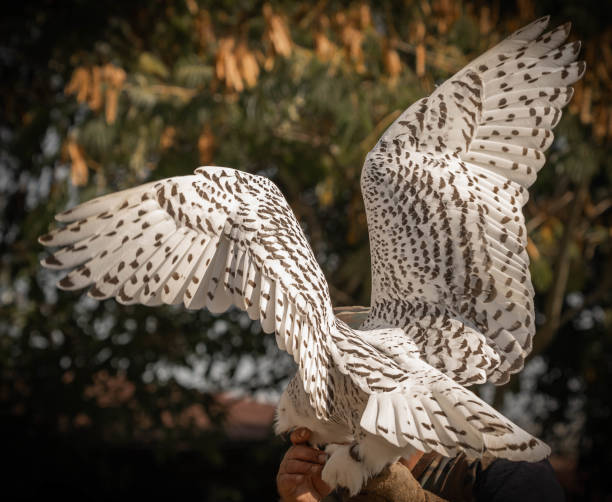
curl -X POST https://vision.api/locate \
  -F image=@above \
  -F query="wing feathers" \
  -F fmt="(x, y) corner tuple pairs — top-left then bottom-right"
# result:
(113, 226), (186, 303)
(362, 17), (583, 387)
(205, 237), (233, 314)
(524, 22), (572, 57)
(483, 86), (574, 111)
(360, 386), (549, 460)
(508, 16), (550, 42)
(53, 182), (158, 223)
(184, 236), (221, 309)
(161, 233), (207, 305)
(476, 125), (554, 150)
(273, 304), (287, 351)
(41, 167), (336, 419)
(359, 372), (548, 459)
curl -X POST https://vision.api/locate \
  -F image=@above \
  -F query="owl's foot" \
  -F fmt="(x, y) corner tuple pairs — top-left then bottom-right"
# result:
(321, 434), (409, 496)
(321, 443), (368, 496)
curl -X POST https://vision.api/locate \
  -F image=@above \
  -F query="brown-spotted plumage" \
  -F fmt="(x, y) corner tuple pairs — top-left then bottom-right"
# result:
(361, 17), (585, 391)
(40, 17), (583, 495)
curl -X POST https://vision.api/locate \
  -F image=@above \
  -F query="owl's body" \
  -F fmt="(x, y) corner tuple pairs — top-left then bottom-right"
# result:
(40, 17), (584, 494)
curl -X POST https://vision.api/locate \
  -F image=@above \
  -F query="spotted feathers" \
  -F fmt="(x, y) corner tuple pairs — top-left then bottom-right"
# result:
(362, 16), (584, 385)
(40, 16), (583, 495)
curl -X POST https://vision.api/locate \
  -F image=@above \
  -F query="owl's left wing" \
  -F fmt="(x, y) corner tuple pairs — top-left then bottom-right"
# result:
(39, 166), (338, 417)
(361, 17), (585, 385)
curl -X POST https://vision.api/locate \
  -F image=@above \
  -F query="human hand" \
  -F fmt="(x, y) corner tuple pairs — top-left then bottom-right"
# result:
(277, 428), (332, 502)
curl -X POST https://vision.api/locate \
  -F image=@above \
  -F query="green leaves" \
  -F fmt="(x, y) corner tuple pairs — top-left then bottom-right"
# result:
(138, 52), (170, 79)
(79, 117), (116, 158)
(174, 57), (214, 87)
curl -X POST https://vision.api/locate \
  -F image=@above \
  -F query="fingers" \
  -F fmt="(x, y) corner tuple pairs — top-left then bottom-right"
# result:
(290, 427), (311, 445)
(284, 445), (328, 465)
(277, 473), (305, 486)
(276, 473), (305, 501)
(277, 473), (322, 502)
(311, 473), (332, 498)
(284, 459), (324, 475)
(277, 433), (331, 502)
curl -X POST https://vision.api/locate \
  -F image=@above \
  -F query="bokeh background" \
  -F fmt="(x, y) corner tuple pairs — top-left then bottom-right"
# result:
(1, 0), (611, 500)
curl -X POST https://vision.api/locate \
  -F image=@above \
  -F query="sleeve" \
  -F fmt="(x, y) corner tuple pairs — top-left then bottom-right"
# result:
(474, 458), (565, 502)
(341, 463), (448, 502)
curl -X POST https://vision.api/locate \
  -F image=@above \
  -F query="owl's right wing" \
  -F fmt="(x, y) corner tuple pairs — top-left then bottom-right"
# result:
(330, 319), (550, 461)
(361, 17), (584, 385)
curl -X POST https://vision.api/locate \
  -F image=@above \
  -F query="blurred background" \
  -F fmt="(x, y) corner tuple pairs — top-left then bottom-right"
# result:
(1, 0), (611, 500)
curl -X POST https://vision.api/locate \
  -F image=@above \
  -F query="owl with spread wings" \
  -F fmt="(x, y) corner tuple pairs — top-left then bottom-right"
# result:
(40, 17), (584, 495)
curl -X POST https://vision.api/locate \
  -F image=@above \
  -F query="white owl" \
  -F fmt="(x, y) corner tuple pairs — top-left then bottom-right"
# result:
(40, 17), (584, 495)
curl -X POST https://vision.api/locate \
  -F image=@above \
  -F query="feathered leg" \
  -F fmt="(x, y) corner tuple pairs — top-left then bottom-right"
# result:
(322, 431), (415, 496)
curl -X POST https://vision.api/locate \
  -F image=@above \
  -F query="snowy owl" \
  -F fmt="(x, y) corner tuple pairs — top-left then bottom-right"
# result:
(40, 16), (584, 495)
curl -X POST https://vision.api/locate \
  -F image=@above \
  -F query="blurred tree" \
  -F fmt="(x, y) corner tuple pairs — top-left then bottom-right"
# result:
(1, 0), (611, 500)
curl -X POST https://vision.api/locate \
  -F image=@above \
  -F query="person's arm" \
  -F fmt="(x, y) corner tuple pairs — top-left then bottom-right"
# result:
(474, 458), (565, 502)
(277, 428), (332, 502)
(342, 463), (448, 502)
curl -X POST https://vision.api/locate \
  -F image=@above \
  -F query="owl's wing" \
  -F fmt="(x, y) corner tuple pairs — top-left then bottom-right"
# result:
(39, 166), (337, 418)
(361, 17), (585, 384)
(331, 320), (550, 460)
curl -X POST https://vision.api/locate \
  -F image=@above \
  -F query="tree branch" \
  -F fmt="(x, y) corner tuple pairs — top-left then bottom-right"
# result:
(533, 176), (590, 355)
(526, 191), (574, 233)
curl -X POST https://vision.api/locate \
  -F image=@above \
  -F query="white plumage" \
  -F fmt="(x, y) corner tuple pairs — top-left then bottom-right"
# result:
(40, 17), (584, 495)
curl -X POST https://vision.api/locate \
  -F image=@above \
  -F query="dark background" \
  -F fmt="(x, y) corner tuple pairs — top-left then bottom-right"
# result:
(1, 1), (611, 500)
